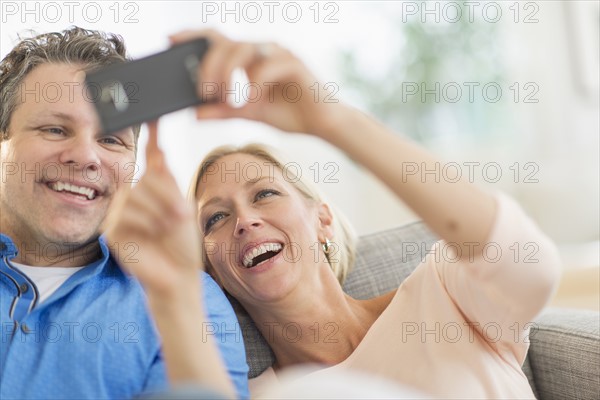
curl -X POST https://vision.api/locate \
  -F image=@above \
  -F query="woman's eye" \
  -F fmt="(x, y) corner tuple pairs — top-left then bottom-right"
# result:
(255, 189), (280, 200)
(205, 212), (226, 232)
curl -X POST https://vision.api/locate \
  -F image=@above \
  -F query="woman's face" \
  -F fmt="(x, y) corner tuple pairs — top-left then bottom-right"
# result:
(195, 153), (333, 305)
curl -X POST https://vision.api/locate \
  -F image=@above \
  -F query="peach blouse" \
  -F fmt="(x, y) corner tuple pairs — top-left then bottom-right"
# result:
(251, 193), (561, 398)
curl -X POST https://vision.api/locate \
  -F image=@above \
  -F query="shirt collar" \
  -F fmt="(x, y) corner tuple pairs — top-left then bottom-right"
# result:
(1, 234), (118, 306)
(0, 234), (18, 258)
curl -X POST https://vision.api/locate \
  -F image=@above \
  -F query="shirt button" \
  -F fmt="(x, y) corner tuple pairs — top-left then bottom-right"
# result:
(20, 283), (29, 293)
(21, 323), (31, 334)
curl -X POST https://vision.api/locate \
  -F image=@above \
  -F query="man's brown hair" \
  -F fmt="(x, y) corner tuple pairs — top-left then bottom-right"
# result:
(0, 26), (140, 141)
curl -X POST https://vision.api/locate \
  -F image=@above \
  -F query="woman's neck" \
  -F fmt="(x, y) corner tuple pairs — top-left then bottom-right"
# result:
(245, 272), (391, 369)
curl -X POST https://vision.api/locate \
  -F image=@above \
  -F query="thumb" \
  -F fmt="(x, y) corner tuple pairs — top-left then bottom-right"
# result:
(169, 29), (219, 45)
(145, 120), (164, 172)
(168, 30), (199, 45)
(101, 183), (131, 240)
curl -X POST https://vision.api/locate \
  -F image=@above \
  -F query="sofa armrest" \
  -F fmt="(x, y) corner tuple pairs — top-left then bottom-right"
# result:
(526, 308), (600, 400)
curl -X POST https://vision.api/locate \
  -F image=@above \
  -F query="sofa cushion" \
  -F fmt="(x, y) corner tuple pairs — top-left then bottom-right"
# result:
(231, 222), (600, 400)
(522, 353), (540, 399)
(525, 308), (600, 400)
(232, 221), (439, 378)
(344, 222), (438, 299)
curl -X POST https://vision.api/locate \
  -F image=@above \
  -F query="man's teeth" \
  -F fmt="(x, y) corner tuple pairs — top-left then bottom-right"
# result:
(49, 182), (96, 200)
(243, 243), (283, 268)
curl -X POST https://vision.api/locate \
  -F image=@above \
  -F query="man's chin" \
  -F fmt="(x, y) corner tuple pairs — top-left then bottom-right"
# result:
(13, 226), (103, 267)
(42, 226), (101, 249)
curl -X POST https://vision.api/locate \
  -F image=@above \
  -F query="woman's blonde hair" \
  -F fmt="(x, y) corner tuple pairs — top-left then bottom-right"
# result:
(188, 143), (357, 285)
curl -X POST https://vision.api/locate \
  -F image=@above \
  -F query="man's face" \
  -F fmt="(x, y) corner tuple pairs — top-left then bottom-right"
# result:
(0, 63), (136, 249)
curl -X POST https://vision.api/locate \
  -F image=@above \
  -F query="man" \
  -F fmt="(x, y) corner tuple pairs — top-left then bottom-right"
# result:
(0, 27), (249, 399)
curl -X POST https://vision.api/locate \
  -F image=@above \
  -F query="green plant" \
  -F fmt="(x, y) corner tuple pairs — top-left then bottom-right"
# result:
(339, 6), (509, 143)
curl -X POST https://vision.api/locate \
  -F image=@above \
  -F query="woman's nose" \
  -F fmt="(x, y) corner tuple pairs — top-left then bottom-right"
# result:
(233, 213), (263, 237)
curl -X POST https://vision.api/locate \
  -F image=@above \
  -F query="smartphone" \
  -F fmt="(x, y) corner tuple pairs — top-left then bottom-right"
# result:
(85, 38), (210, 134)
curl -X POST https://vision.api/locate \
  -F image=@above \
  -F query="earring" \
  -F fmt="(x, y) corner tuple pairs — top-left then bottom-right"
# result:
(322, 238), (332, 255)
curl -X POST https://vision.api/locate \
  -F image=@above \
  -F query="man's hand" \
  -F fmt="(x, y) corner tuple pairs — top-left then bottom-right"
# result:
(103, 121), (235, 397)
(103, 120), (202, 300)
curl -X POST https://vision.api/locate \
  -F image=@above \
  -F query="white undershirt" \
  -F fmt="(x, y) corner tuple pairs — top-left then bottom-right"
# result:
(10, 262), (85, 304)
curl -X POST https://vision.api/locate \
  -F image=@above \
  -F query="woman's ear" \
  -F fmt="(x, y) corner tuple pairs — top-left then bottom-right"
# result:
(317, 203), (334, 242)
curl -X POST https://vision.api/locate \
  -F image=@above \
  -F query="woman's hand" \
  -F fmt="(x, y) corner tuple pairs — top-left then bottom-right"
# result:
(103, 120), (201, 300)
(171, 29), (497, 258)
(170, 29), (348, 138)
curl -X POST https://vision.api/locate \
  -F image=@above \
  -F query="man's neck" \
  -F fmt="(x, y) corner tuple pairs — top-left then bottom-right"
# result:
(11, 238), (102, 268)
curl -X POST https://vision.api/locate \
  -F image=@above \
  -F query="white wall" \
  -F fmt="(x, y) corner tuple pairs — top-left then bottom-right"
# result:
(497, 1), (599, 244)
(1, 1), (598, 254)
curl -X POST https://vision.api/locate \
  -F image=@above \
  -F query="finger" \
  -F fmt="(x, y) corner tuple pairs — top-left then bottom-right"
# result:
(102, 186), (132, 237)
(168, 28), (223, 45)
(195, 103), (238, 120)
(195, 102), (264, 123)
(220, 42), (259, 88)
(200, 42), (277, 103)
(143, 121), (189, 217)
(168, 29), (199, 45)
(200, 40), (235, 92)
(145, 120), (164, 172)
(169, 29), (230, 86)
(117, 207), (166, 239)
(138, 173), (190, 219)
(167, 30), (221, 101)
(195, 59), (307, 124)
(250, 57), (308, 88)
(127, 185), (176, 232)
(195, 55), (300, 122)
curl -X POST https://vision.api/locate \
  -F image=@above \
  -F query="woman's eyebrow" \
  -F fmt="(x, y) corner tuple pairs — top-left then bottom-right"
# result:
(199, 196), (223, 210)
(245, 175), (273, 186)
(198, 176), (276, 210)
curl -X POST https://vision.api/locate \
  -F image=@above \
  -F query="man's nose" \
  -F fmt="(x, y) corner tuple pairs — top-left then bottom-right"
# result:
(57, 134), (101, 172)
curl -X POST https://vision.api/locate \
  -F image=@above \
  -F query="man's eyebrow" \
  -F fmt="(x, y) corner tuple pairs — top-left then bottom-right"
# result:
(107, 127), (135, 140)
(28, 111), (75, 123)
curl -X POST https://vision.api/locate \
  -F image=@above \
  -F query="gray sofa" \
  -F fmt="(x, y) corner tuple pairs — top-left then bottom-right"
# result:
(231, 222), (600, 399)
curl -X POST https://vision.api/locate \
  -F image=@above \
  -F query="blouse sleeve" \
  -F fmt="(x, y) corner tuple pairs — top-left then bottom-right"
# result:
(432, 191), (562, 363)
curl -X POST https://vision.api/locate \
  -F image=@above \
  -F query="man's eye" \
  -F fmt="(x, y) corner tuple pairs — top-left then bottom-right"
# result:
(43, 127), (65, 135)
(99, 136), (123, 145)
(205, 212), (226, 232)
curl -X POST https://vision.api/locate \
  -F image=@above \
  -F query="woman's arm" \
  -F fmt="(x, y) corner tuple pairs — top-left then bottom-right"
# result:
(170, 30), (496, 258)
(322, 107), (497, 257)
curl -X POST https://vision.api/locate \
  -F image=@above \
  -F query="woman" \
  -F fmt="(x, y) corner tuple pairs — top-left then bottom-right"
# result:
(105, 29), (561, 398)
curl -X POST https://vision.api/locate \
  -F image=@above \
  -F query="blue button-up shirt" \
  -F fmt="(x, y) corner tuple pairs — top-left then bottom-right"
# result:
(0, 234), (249, 399)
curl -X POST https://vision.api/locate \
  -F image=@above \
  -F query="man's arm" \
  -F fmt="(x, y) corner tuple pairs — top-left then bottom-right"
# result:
(201, 271), (250, 399)
(104, 121), (244, 398)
